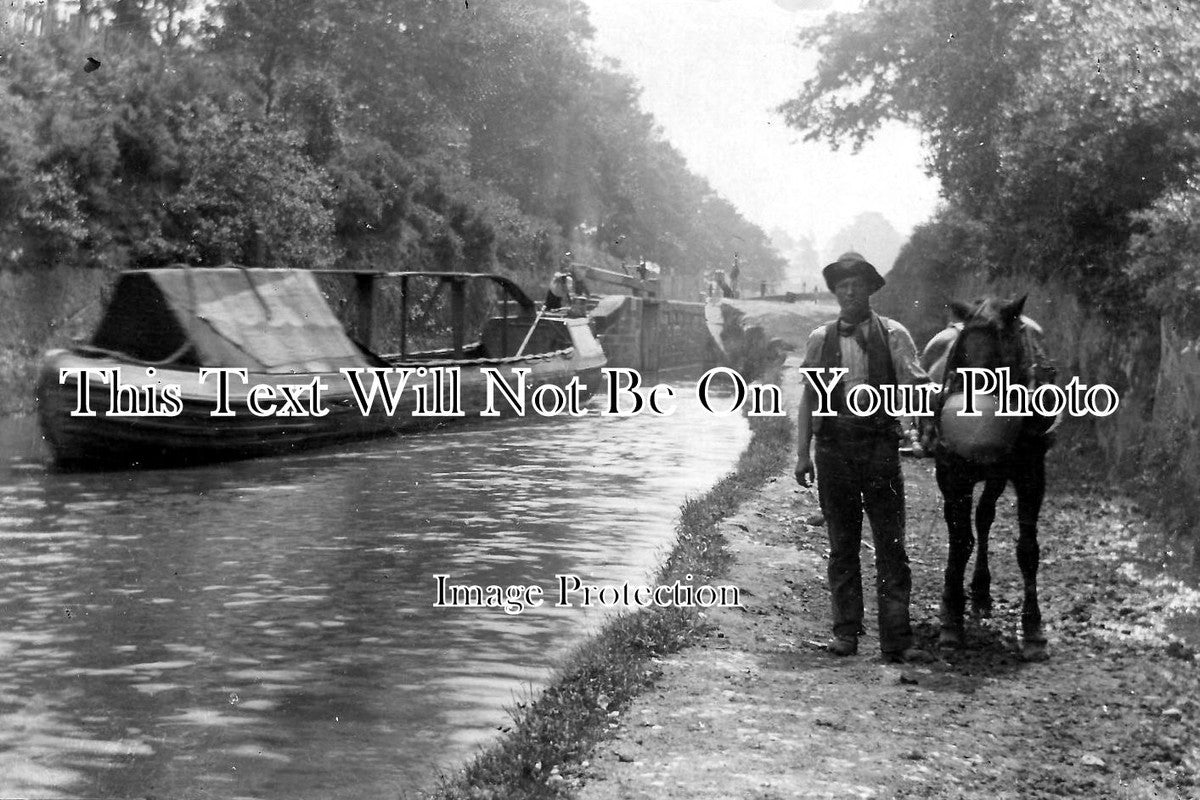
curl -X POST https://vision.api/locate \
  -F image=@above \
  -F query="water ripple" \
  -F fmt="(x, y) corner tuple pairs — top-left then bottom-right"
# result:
(0, 387), (749, 799)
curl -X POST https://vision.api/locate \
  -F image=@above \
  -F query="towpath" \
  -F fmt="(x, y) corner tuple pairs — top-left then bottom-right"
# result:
(577, 351), (1200, 799)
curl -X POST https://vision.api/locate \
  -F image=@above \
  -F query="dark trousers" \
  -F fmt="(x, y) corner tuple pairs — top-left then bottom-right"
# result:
(815, 433), (913, 653)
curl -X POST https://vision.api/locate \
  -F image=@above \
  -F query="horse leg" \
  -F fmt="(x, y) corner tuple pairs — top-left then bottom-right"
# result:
(1012, 446), (1048, 660)
(937, 461), (975, 648)
(971, 477), (1005, 617)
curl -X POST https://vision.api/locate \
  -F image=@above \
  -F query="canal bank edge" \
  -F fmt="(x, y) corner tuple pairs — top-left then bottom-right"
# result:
(423, 364), (796, 800)
(571, 436), (1200, 789)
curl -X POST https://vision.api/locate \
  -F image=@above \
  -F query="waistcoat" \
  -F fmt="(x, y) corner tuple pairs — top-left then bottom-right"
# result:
(815, 312), (900, 440)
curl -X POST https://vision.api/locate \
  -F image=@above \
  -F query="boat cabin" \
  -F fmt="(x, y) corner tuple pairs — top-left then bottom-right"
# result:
(81, 267), (574, 371)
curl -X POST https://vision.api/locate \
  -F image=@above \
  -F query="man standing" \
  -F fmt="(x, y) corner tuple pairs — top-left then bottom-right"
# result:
(794, 252), (930, 663)
(543, 271), (574, 311)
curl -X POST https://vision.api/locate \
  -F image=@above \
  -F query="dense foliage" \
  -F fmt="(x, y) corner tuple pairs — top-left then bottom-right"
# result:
(0, 0), (784, 293)
(780, 0), (1200, 319)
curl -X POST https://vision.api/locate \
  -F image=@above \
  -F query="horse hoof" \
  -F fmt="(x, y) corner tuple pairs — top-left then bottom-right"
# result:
(1021, 639), (1049, 662)
(938, 626), (964, 649)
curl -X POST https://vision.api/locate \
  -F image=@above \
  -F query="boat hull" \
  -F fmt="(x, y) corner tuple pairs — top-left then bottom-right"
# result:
(37, 342), (605, 470)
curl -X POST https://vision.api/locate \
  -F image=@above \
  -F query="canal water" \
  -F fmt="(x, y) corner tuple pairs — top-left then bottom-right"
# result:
(0, 382), (751, 799)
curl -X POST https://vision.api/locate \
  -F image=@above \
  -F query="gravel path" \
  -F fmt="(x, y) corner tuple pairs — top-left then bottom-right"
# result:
(577, 447), (1200, 799)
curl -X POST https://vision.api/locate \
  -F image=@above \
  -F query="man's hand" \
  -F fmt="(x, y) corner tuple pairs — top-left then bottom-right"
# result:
(794, 454), (815, 487)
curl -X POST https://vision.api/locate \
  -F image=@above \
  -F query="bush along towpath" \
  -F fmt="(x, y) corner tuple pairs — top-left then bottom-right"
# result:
(576, 421), (1200, 797)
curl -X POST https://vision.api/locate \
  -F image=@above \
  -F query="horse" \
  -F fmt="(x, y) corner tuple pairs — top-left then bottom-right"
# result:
(920, 296), (1058, 660)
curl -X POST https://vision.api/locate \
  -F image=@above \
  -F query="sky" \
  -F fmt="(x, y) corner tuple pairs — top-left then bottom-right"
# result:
(581, 0), (943, 259)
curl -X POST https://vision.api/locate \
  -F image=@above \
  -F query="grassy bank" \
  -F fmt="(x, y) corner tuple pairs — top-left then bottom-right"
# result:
(426, 405), (794, 800)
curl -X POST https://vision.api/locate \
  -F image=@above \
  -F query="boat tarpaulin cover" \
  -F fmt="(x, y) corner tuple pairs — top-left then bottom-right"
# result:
(91, 268), (369, 373)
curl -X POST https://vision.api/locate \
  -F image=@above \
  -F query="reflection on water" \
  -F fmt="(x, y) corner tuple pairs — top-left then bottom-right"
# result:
(0, 385), (750, 799)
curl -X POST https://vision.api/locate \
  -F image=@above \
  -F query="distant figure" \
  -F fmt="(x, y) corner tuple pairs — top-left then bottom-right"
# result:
(705, 271), (720, 302)
(714, 269), (734, 299)
(730, 255), (741, 298)
(544, 271), (574, 311)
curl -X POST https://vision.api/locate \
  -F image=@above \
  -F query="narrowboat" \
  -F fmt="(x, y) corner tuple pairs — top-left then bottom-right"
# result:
(36, 267), (606, 469)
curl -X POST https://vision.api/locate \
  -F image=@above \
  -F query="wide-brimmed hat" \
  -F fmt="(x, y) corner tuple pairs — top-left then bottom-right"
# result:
(822, 251), (885, 293)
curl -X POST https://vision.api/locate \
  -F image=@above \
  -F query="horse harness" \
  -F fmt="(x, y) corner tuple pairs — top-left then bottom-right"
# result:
(933, 319), (1059, 450)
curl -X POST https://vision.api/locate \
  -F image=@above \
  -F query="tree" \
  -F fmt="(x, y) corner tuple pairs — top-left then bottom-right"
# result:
(167, 107), (337, 268)
(1128, 170), (1200, 330)
(0, 87), (89, 268)
(206, 0), (336, 116)
(780, 0), (1200, 313)
(1, 0), (788, 289)
(826, 212), (904, 272)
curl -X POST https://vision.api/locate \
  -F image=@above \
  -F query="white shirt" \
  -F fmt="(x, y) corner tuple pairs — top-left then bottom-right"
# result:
(801, 316), (928, 390)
